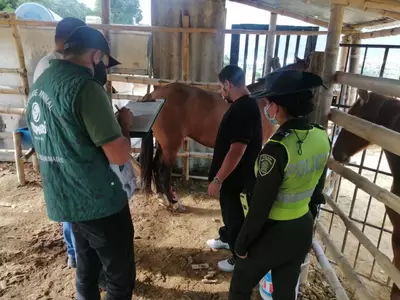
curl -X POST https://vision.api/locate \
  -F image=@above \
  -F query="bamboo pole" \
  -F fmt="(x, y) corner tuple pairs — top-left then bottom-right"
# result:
(0, 68), (25, 74)
(338, 35), (351, 72)
(263, 12), (277, 75)
(327, 158), (400, 215)
(0, 86), (27, 95)
(324, 194), (400, 290)
(315, 4), (345, 127)
(108, 75), (219, 91)
(350, 18), (397, 29)
(181, 12), (190, 82)
(9, 14), (29, 105)
(12, 131), (25, 185)
(0, 132), (13, 139)
(307, 51), (325, 123)
(31, 153), (39, 172)
(315, 222), (374, 300)
(329, 108), (400, 156)
(311, 239), (350, 300)
(0, 18), (332, 36)
(335, 71), (400, 98)
(111, 94), (142, 101)
(353, 26), (400, 39)
(180, 13), (190, 182)
(348, 37), (361, 106)
(329, 0), (400, 13)
(0, 107), (26, 115)
(101, 0), (113, 97)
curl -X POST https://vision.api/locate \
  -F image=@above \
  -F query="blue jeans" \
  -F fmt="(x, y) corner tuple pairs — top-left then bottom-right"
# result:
(63, 222), (76, 258)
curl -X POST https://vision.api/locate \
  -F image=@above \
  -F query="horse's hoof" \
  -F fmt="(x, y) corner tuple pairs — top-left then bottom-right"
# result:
(159, 196), (170, 207)
(172, 202), (186, 213)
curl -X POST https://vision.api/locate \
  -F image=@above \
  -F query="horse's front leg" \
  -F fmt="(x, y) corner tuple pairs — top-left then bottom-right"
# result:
(386, 206), (400, 300)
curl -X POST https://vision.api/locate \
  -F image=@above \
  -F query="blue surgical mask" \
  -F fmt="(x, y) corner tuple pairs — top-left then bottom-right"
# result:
(264, 104), (278, 125)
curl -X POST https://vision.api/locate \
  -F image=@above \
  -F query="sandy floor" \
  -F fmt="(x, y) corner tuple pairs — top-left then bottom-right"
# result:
(0, 154), (392, 299)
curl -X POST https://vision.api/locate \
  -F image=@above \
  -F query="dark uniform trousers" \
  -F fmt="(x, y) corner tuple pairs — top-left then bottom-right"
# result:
(72, 204), (135, 300)
(218, 183), (246, 259)
(229, 212), (313, 300)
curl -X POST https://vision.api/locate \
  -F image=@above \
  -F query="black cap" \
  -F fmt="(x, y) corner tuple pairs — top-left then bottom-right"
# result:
(250, 70), (326, 99)
(64, 26), (120, 68)
(55, 17), (86, 40)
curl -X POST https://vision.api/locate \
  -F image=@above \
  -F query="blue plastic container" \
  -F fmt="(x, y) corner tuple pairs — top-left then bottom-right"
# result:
(15, 127), (33, 147)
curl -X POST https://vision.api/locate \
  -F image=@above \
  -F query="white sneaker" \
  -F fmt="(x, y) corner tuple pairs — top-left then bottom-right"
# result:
(206, 238), (230, 250)
(218, 257), (236, 272)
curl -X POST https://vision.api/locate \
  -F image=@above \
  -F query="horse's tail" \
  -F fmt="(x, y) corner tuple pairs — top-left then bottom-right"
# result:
(140, 130), (155, 195)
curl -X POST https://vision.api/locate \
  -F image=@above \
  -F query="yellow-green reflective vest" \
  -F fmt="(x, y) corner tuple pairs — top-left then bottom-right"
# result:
(255, 127), (330, 221)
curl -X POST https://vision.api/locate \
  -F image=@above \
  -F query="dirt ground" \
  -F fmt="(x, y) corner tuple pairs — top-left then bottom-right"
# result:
(0, 154), (391, 300)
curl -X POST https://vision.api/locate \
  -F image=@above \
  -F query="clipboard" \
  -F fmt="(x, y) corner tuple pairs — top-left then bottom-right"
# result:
(123, 99), (166, 138)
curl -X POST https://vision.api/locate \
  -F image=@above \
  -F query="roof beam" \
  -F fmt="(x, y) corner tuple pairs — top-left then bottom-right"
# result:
(331, 0), (400, 20)
(350, 17), (397, 29)
(352, 25), (400, 38)
(230, 0), (354, 32)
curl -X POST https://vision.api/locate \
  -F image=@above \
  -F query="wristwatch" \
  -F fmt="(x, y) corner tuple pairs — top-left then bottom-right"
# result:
(213, 177), (222, 185)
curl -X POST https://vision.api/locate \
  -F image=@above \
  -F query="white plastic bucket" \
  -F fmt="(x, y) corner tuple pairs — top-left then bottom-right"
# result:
(259, 254), (310, 300)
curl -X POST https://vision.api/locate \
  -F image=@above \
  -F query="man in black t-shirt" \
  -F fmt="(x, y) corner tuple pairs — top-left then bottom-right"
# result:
(207, 65), (262, 272)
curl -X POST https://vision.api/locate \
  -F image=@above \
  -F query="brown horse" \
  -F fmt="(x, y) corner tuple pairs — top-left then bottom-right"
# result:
(139, 57), (310, 211)
(332, 89), (400, 300)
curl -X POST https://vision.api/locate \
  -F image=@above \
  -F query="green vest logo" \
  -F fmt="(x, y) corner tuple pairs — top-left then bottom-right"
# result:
(30, 101), (47, 136)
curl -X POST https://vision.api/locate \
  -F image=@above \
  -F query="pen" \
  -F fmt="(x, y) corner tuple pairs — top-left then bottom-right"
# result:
(114, 105), (121, 112)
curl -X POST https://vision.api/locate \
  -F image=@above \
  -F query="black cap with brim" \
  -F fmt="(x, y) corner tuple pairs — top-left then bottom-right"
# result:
(64, 26), (121, 68)
(250, 70), (326, 99)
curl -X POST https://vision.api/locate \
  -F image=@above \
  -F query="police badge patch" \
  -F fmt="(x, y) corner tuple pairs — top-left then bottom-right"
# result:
(258, 154), (276, 176)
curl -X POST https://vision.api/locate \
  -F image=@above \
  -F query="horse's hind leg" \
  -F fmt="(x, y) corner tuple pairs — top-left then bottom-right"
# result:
(160, 149), (185, 212)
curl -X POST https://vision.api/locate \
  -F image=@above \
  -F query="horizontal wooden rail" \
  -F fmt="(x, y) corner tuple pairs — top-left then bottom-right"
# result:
(324, 194), (400, 291)
(0, 86), (27, 95)
(329, 108), (400, 157)
(112, 94), (142, 101)
(328, 158), (400, 215)
(109, 75), (219, 91)
(0, 68), (25, 74)
(0, 107), (25, 115)
(311, 239), (349, 300)
(315, 222), (373, 300)
(334, 71), (400, 98)
(0, 17), (329, 36)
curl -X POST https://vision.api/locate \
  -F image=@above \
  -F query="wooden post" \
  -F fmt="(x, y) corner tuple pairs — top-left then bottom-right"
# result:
(307, 52), (325, 123)
(338, 35), (351, 106)
(315, 4), (345, 127)
(10, 14), (29, 105)
(263, 13), (277, 75)
(13, 131), (25, 185)
(101, 0), (113, 97)
(32, 153), (39, 172)
(180, 12), (190, 181)
(348, 36), (361, 106)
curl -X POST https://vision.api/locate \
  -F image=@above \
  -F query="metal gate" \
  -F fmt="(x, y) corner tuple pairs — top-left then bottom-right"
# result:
(322, 43), (400, 286)
(229, 24), (319, 83)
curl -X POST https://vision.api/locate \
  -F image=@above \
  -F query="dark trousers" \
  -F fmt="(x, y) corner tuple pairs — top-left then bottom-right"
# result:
(218, 184), (245, 259)
(229, 212), (313, 300)
(72, 204), (135, 300)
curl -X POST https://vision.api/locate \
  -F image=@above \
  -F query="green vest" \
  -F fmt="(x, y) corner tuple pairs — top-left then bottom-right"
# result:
(255, 126), (330, 221)
(26, 60), (127, 222)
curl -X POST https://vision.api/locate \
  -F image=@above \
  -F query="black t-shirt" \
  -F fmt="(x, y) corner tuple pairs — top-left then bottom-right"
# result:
(208, 95), (262, 190)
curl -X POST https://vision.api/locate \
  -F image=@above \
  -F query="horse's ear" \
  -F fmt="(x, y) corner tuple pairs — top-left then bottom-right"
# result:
(295, 56), (301, 63)
(358, 89), (369, 104)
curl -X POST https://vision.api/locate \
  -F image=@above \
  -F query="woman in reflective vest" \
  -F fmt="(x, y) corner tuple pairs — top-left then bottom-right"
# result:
(229, 70), (331, 300)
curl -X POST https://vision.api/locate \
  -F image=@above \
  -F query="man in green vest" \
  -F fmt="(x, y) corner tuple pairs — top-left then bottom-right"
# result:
(26, 26), (135, 299)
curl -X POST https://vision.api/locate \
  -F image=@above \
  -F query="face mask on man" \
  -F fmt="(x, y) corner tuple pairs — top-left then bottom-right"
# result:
(93, 61), (108, 86)
(264, 103), (278, 125)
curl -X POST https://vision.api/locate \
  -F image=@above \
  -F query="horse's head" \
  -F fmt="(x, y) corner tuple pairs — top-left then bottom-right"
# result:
(332, 89), (372, 163)
(247, 55), (311, 94)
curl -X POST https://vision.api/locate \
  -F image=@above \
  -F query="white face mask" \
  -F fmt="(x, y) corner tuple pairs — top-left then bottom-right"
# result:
(264, 104), (278, 125)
